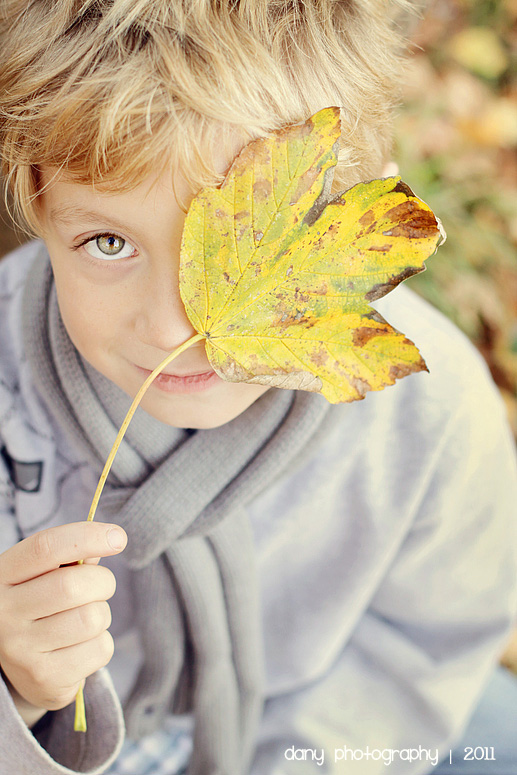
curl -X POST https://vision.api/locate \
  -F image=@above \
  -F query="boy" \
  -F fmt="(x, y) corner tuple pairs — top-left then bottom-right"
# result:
(0, 2), (516, 774)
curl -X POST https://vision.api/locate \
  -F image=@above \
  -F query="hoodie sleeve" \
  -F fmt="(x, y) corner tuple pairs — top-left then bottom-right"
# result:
(0, 448), (125, 773)
(249, 367), (517, 775)
(0, 666), (125, 774)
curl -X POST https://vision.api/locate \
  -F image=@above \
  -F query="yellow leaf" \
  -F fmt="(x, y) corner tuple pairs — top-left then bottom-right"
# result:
(180, 107), (445, 403)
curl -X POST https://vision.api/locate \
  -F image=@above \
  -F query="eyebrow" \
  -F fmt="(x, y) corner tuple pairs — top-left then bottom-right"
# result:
(49, 205), (129, 232)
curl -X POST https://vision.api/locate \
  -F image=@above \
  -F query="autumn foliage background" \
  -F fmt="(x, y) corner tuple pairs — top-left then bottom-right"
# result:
(394, 0), (517, 439)
(1, 0), (515, 436)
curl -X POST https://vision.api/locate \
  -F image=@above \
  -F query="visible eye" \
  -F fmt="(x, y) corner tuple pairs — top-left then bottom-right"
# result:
(82, 234), (136, 260)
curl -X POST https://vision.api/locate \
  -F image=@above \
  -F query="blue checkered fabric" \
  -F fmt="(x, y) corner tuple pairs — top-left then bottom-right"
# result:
(105, 718), (192, 775)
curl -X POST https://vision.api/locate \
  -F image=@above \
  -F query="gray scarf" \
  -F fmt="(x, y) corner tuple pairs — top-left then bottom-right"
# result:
(21, 247), (332, 775)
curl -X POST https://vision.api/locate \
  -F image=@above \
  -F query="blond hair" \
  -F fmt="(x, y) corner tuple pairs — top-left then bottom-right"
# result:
(0, 0), (412, 234)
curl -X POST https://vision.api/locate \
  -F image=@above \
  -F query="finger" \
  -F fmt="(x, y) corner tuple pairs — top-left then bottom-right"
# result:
(33, 601), (112, 652)
(12, 564), (117, 620)
(47, 631), (115, 691)
(0, 522), (127, 585)
(37, 633), (115, 711)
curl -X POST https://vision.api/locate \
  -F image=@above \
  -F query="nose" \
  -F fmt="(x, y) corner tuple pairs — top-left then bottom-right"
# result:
(133, 263), (198, 353)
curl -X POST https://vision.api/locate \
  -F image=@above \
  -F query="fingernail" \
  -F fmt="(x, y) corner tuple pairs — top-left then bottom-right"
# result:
(107, 527), (126, 550)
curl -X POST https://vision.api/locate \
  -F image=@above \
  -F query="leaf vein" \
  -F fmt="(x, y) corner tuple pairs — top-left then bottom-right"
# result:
(202, 203), (209, 328)
(233, 178), (243, 275)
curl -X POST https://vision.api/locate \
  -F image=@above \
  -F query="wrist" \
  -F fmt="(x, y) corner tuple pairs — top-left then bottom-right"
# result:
(0, 666), (47, 728)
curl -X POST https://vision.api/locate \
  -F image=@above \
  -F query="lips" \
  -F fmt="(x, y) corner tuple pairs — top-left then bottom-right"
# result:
(138, 366), (214, 378)
(134, 363), (222, 393)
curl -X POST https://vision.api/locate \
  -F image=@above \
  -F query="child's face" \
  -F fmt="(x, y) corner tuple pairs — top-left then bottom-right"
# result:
(38, 165), (270, 429)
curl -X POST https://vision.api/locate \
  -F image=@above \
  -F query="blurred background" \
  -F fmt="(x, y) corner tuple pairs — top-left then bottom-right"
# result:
(394, 0), (517, 440)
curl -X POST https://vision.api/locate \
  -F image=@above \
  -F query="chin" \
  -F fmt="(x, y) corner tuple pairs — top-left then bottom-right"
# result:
(138, 386), (270, 430)
(141, 404), (247, 430)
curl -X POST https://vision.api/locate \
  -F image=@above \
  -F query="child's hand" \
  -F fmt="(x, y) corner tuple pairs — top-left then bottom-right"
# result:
(0, 522), (127, 721)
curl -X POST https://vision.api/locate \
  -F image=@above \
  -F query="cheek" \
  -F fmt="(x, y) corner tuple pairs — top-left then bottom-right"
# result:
(53, 276), (117, 358)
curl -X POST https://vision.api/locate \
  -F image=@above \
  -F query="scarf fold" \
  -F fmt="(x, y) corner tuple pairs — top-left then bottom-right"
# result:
(22, 247), (332, 774)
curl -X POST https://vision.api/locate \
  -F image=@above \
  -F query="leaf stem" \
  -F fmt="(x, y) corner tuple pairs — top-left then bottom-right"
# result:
(73, 331), (204, 732)
(74, 685), (87, 732)
(85, 332), (204, 523)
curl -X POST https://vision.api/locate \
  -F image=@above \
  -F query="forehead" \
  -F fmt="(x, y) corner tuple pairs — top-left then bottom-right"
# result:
(38, 131), (248, 221)
(38, 167), (190, 243)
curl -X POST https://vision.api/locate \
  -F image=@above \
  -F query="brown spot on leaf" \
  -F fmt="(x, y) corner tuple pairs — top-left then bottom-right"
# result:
(289, 165), (320, 206)
(392, 180), (415, 197)
(390, 358), (428, 380)
(345, 374), (371, 397)
(272, 301), (314, 330)
(382, 202), (438, 239)
(364, 308), (387, 324)
(365, 266), (423, 301)
(367, 243), (392, 252)
(253, 178), (272, 199)
(297, 120), (314, 139)
(389, 363), (412, 379)
(352, 326), (390, 347)
(293, 287), (310, 304)
(359, 210), (375, 227)
(310, 347), (329, 367)
(384, 200), (417, 222)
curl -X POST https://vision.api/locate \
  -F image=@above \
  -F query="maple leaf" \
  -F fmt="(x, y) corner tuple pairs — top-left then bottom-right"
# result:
(179, 106), (445, 403)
